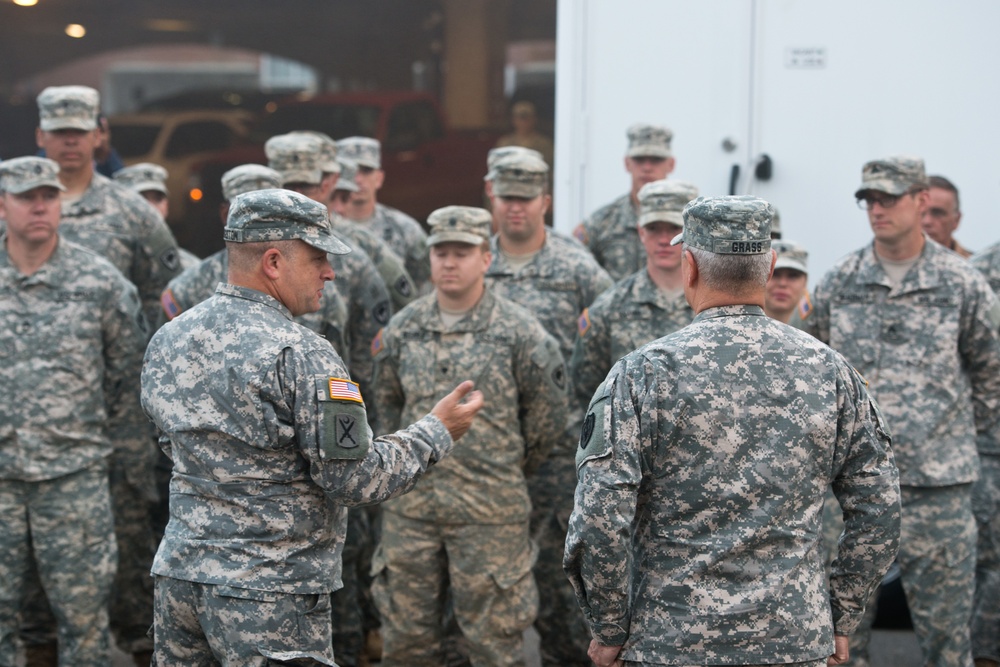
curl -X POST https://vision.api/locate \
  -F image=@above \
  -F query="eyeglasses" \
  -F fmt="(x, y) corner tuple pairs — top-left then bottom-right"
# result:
(857, 192), (905, 210)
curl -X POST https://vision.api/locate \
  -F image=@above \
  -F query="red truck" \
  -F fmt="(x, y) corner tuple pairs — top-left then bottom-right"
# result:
(180, 91), (501, 257)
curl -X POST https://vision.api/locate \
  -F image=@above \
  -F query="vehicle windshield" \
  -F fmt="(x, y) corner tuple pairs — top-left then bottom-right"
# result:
(249, 104), (381, 143)
(109, 123), (162, 159)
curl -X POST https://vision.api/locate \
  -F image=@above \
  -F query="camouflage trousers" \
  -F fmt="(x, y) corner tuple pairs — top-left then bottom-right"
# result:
(529, 454), (593, 667)
(329, 506), (369, 667)
(972, 455), (1000, 663)
(0, 464), (116, 667)
(151, 576), (337, 666)
(20, 451), (156, 653)
(372, 512), (538, 667)
(832, 483), (976, 667)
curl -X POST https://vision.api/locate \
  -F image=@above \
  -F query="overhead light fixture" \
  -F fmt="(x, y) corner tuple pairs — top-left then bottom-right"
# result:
(65, 23), (86, 38)
(13, 0), (39, 6)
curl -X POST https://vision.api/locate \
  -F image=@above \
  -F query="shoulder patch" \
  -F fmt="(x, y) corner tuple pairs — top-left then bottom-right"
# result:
(577, 308), (591, 336)
(576, 381), (612, 468)
(373, 300), (391, 325)
(371, 328), (385, 357)
(328, 377), (364, 403)
(315, 375), (371, 460)
(798, 292), (812, 320)
(573, 223), (589, 245)
(160, 289), (182, 320)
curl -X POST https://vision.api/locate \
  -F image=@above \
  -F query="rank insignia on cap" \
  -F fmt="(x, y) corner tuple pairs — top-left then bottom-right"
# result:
(329, 378), (363, 403)
(577, 308), (591, 335)
(160, 289), (181, 321)
(370, 328), (384, 356)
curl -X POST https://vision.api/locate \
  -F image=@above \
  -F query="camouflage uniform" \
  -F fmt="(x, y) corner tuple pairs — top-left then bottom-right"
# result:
(808, 158), (1000, 667)
(565, 196), (901, 665)
(0, 157), (148, 666)
(573, 125), (674, 281)
(338, 137), (432, 293)
(141, 189), (456, 666)
(969, 241), (1000, 664)
(486, 155), (613, 666)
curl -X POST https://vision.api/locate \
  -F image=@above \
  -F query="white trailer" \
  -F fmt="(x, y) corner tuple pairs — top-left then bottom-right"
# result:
(554, 0), (1000, 277)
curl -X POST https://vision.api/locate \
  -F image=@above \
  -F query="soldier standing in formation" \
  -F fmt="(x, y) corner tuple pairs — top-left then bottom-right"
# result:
(0, 157), (148, 666)
(763, 239), (810, 327)
(565, 195), (902, 667)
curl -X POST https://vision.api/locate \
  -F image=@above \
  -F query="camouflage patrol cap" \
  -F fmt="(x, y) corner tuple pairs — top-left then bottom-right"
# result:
(855, 156), (927, 197)
(221, 164), (282, 201)
(335, 157), (360, 192)
(294, 131), (341, 174)
(772, 239), (808, 274)
(224, 188), (351, 255)
(265, 133), (326, 186)
(637, 179), (699, 227)
(491, 153), (549, 198)
(671, 195), (773, 254)
(485, 146), (545, 181)
(337, 137), (381, 170)
(114, 162), (168, 195)
(626, 123), (673, 159)
(0, 156), (65, 194)
(427, 206), (492, 246)
(37, 86), (100, 132)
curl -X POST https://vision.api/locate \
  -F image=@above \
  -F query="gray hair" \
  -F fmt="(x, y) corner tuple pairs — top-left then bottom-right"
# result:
(685, 245), (773, 295)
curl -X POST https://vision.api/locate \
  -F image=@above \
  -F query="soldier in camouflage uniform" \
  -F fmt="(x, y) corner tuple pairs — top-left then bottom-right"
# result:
(0, 157), (147, 666)
(485, 153), (613, 666)
(764, 239), (810, 328)
(338, 136), (432, 293)
(807, 156), (1000, 667)
(573, 124), (676, 280)
(371, 206), (567, 666)
(968, 242), (1000, 667)
(24, 84), (178, 666)
(140, 188), (484, 666)
(565, 195), (902, 667)
(268, 131), (416, 311)
(569, 179), (696, 432)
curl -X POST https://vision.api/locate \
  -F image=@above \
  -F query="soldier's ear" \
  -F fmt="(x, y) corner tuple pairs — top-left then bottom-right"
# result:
(682, 250), (698, 287)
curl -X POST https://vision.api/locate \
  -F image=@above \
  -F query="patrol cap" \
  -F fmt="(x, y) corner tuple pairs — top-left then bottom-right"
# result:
(491, 153), (549, 198)
(265, 133), (325, 186)
(671, 195), (773, 254)
(295, 130), (341, 174)
(626, 123), (673, 159)
(485, 146), (545, 181)
(0, 156), (65, 194)
(855, 156), (927, 198)
(221, 164), (282, 201)
(335, 157), (359, 192)
(37, 85), (100, 132)
(427, 206), (492, 246)
(772, 240), (808, 274)
(770, 207), (782, 238)
(337, 137), (381, 170)
(113, 162), (168, 195)
(224, 188), (351, 255)
(637, 179), (699, 227)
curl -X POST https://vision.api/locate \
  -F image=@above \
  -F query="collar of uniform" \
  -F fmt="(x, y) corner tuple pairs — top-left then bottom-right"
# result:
(0, 235), (68, 287)
(692, 304), (766, 323)
(633, 268), (688, 312)
(487, 231), (553, 277)
(64, 171), (111, 216)
(215, 282), (294, 320)
(425, 288), (496, 333)
(858, 236), (943, 295)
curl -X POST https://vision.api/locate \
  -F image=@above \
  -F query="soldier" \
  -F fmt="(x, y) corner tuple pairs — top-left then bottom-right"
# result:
(113, 162), (200, 269)
(922, 175), (973, 258)
(566, 195), (902, 667)
(141, 188), (483, 665)
(494, 100), (554, 169)
(372, 206), (568, 666)
(573, 123), (676, 280)
(337, 136), (432, 293)
(485, 152), (613, 666)
(331, 156), (360, 217)
(807, 156), (1000, 667)
(27, 83), (177, 666)
(269, 131), (417, 311)
(569, 179), (696, 430)
(969, 243), (1000, 667)
(763, 239), (810, 326)
(0, 157), (147, 666)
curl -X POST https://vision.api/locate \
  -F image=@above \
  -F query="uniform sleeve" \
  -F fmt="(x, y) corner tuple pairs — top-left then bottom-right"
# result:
(569, 303), (613, 416)
(828, 363), (901, 635)
(804, 273), (831, 344)
(515, 325), (568, 474)
(340, 254), (393, 416)
(372, 326), (405, 436)
(957, 275), (1000, 452)
(581, 261), (614, 309)
(286, 345), (455, 508)
(372, 245), (418, 311)
(129, 197), (183, 328)
(563, 359), (644, 646)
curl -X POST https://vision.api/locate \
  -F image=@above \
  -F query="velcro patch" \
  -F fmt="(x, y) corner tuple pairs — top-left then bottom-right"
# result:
(578, 308), (591, 336)
(161, 289), (181, 320)
(576, 381), (612, 469)
(329, 377), (364, 403)
(371, 328), (385, 357)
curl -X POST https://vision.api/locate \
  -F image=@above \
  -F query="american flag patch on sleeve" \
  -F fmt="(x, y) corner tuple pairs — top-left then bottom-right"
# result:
(161, 289), (181, 320)
(329, 378), (364, 403)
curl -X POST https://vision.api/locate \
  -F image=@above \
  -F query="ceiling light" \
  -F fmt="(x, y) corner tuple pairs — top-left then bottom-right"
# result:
(65, 24), (86, 38)
(13, 0), (39, 7)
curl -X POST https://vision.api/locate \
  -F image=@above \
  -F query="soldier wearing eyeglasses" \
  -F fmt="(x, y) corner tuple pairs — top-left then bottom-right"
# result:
(807, 156), (1000, 667)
